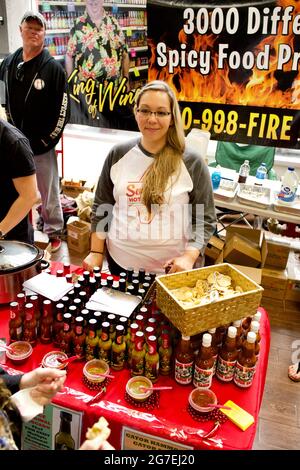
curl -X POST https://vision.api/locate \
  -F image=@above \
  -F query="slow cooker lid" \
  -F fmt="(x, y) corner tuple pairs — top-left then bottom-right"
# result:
(0, 240), (40, 272)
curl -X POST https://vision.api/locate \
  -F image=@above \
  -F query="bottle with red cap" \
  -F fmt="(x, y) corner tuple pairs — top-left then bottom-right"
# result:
(234, 331), (257, 388)
(193, 333), (214, 389)
(174, 335), (194, 385)
(216, 326), (238, 382)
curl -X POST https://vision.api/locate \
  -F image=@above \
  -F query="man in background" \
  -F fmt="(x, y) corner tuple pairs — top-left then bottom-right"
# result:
(0, 11), (70, 252)
(65, 0), (130, 128)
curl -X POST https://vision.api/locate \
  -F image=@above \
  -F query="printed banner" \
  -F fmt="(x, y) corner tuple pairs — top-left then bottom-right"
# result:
(58, 0), (148, 130)
(148, 0), (300, 148)
(21, 404), (83, 450)
(121, 426), (194, 450)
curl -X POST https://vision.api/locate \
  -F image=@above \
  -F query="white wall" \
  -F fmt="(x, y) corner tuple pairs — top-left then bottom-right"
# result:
(62, 124), (140, 184)
(1, 0), (31, 54)
(61, 124), (300, 183)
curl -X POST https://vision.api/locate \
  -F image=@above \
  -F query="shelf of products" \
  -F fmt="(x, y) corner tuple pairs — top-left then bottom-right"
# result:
(36, 0), (148, 88)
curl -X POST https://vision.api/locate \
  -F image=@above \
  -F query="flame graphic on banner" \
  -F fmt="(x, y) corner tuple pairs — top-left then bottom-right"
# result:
(148, 0), (300, 109)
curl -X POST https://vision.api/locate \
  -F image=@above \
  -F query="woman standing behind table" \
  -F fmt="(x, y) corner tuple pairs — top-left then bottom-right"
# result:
(83, 80), (216, 275)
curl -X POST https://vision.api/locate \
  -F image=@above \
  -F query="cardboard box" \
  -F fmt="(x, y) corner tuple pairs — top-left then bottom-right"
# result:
(231, 264), (262, 285)
(264, 239), (290, 269)
(67, 220), (90, 253)
(223, 233), (262, 268)
(261, 267), (288, 300)
(205, 236), (225, 264)
(62, 178), (94, 198)
(285, 251), (300, 302)
(224, 226), (267, 268)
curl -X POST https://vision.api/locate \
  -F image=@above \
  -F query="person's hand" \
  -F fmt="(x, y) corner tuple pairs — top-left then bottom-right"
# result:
(82, 252), (103, 273)
(20, 367), (66, 406)
(164, 248), (200, 274)
(79, 436), (115, 451)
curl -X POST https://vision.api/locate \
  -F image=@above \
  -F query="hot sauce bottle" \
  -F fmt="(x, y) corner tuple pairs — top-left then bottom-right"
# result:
(30, 295), (40, 336)
(249, 320), (261, 357)
(232, 319), (243, 351)
(53, 303), (64, 347)
(72, 316), (86, 357)
(9, 301), (22, 343)
(174, 335), (194, 385)
(60, 313), (73, 355)
(234, 331), (257, 388)
(111, 325), (126, 371)
(145, 335), (159, 383)
(98, 321), (112, 364)
(107, 314), (116, 341)
(205, 328), (218, 375)
(193, 333), (214, 389)
(158, 332), (172, 375)
(85, 318), (98, 361)
(216, 326), (238, 382)
(131, 331), (145, 376)
(40, 300), (53, 344)
(127, 322), (139, 368)
(55, 411), (75, 450)
(16, 292), (26, 320)
(23, 303), (37, 346)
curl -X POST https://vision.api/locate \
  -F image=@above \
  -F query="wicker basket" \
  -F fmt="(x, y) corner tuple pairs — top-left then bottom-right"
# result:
(156, 263), (263, 336)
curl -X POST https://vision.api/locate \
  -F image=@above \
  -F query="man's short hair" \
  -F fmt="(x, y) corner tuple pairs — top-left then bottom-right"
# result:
(21, 10), (46, 29)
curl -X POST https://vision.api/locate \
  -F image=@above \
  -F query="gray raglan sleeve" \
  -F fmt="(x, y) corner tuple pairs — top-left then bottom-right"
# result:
(184, 150), (217, 253)
(91, 139), (139, 233)
(91, 150), (116, 233)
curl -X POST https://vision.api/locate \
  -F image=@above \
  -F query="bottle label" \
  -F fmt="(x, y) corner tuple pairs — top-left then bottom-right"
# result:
(98, 346), (110, 363)
(233, 362), (256, 388)
(159, 351), (171, 375)
(16, 326), (22, 337)
(111, 350), (125, 370)
(193, 365), (214, 388)
(216, 356), (236, 382)
(131, 356), (144, 376)
(85, 341), (97, 361)
(278, 186), (296, 202)
(145, 358), (159, 382)
(75, 326), (83, 335)
(175, 359), (193, 385)
(73, 342), (84, 356)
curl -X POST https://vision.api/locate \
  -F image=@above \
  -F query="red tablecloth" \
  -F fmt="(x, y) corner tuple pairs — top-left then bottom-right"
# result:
(0, 261), (270, 450)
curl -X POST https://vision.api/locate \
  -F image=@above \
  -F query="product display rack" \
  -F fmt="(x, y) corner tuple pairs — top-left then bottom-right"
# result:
(36, 1), (148, 89)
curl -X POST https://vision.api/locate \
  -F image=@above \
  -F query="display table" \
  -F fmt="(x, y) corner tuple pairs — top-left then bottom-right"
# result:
(0, 262), (270, 450)
(209, 167), (300, 225)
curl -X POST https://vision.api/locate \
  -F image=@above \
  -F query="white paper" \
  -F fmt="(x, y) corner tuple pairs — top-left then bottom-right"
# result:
(10, 387), (44, 422)
(86, 287), (141, 317)
(23, 272), (73, 302)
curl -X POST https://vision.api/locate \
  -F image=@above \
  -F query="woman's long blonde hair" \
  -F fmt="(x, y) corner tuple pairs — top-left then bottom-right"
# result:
(135, 81), (185, 213)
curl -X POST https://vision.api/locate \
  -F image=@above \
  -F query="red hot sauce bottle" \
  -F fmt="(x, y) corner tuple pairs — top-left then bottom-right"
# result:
(174, 335), (194, 385)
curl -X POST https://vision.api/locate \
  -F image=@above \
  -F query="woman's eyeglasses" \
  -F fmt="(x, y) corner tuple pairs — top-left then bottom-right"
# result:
(137, 108), (171, 119)
(16, 62), (25, 82)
